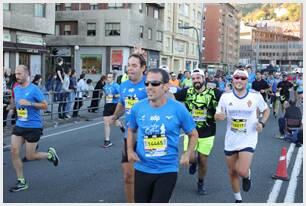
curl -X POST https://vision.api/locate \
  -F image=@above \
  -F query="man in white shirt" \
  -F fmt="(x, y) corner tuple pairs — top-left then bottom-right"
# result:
(215, 69), (270, 203)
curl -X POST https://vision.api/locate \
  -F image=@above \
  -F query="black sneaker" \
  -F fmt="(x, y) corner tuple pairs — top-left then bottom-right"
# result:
(242, 169), (251, 192)
(189, 161), (197, 175)
(9, 180), (29, 192)
(197, 182), (207, 195)
(235, 200), (242, 203)
(48, 147), (59, 166)
(103, 141), (113, 148)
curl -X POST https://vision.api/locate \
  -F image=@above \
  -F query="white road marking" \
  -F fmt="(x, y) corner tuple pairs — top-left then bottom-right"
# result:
(284, 147), (303, 203)
(3, 121), (104, 149)
(267, 143), (295, 203)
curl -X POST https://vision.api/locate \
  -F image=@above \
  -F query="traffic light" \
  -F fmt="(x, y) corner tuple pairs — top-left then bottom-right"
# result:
(51, 48), (58, 56)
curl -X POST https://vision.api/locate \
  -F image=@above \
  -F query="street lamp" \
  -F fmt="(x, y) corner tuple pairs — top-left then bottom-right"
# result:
(178, 25), (202, 68)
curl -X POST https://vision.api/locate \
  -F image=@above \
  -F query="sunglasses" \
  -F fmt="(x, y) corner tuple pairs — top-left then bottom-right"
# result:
(144, 80), (163, 87)
(233, 76), (247, 81)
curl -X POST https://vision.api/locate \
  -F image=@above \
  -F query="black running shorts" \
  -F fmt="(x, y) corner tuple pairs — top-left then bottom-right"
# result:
(103, 103), (117, 117)
(12, 126), (43, 143)
(121, 138), (137, 163)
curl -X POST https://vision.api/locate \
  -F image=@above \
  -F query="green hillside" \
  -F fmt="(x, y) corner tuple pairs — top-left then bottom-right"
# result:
(234, 3), (301, 22)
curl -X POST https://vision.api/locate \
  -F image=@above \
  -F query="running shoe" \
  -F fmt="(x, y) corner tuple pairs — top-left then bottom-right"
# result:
(103, 141), (113, 148)
(242, 169), (251, 192)
(118, 120), (125, 133)
(235, 200), (242, 203)
(9, 180), (29, 192)
(197, 182), (207, 195)
(48, 147), (59, 166)
(189, 161), (197, 175)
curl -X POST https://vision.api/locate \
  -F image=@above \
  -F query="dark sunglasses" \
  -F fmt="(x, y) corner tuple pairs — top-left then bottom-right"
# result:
(233, 75), (247, 81)
(144, 80), (163, 87)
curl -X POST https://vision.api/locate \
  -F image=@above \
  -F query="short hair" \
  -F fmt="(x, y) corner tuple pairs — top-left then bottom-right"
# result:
(86, 79), (92, 84)
(128, 53), (147, 68)
(80, 73), (86, 79)
(147, 68), (169, 84)
(64, 67), (71, 74)
(289, 99), (296, 106)
(56, 57), (63, 64)
(17, 64), (30, 74)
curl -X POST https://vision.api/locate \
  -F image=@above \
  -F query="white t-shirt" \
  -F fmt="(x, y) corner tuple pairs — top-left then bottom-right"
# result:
(216, 89), (268, 151)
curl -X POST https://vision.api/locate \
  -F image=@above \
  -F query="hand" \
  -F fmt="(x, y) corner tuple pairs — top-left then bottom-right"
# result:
(180, 152), (190, 166)
(215, 107), (226, 121)
(127, 150), (140, 163)
(110, 115), (116, 124)
(256, 122), (263, 133)
(19, 99), (31, 106)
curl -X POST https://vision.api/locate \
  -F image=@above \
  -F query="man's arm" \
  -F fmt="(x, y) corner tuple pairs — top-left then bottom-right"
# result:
(256, 107), (270, 133)
(180, 129), (198, 166)
(127, 128), (140, 163)
(57, 70), (63, 82)
(113, 102), (125, 120)
(18, 99), (48, 110)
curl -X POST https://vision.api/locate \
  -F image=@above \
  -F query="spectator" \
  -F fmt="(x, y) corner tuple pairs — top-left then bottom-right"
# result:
(277, 100), (302, 139)
(44, 73), (56, 113)
(54, 57), (64, 102)
(66, 69), (77, 117)
(88, 75), (107, 113)
(72, 74), (87, 118)
(58, 68), (71, 119)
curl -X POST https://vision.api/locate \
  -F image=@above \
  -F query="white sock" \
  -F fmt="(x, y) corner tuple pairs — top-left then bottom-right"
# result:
(234, 192), (242, 201)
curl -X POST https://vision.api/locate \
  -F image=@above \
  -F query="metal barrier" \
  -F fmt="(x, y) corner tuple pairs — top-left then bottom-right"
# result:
(3, 89), (107, 127)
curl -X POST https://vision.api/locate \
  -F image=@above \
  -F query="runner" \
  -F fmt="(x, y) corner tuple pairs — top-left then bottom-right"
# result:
(175, 68), (221, 195)
(127, 68), (198, 203)
(102, 73), (125, 148)
(214, 68), (270, 203)
(111, 53), (148, 202)
(277, 72), (293, 113)
(9, 65), (59, 192)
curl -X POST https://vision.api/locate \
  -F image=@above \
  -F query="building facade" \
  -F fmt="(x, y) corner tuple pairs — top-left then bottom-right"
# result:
(160, 3), (203, 73)
(46, 3), (164, 81)
(239, 22), (302, 69)
(202, 3), (240, 72)
(3, 3), (55, 80)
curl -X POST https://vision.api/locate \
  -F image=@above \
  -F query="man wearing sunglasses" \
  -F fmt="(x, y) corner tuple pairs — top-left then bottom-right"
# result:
(127, 68), (198, 203)
(111, 53), (147, 202)
(174, 68), (221, 195)
(215, 69), (270, 203)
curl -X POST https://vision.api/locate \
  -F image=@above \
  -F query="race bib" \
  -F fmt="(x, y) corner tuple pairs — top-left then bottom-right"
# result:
(17, 108), (28, 121)
(231, 119), (247, 133)
(106, 95), (113, 103)
(192, 108), (207, 122)
(125, 97), (138, 109)
(144, 135), (167, 157)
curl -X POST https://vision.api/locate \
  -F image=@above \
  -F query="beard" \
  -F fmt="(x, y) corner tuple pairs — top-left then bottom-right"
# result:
(193, 81), (204, 90)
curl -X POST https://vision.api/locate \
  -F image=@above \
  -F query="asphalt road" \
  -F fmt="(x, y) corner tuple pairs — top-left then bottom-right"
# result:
(3, 112), (303, 203)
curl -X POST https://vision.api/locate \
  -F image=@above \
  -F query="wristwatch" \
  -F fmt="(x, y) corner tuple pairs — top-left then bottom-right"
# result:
(259, 121), (265, 128)
(31, 102), (34, 107)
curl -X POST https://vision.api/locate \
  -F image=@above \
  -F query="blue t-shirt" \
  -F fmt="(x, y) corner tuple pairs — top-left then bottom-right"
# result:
(129, 98), (196, 174)
(103, 82), (120, 104)
(14, 83), (45, 128)
(119, 77), (147, 138)
(296, 78), (303, 93)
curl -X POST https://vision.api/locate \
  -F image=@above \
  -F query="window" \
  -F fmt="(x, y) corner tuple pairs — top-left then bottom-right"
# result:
(87, 23), (96, 36)
(148, 28), (152, 40)
(140, 26), (144, 38)
(3, 3), (10, 11)
(55, 3), (61, 11)
(65, 3), (71, 11)
(184, 4), (189, 16)
(64, 24), (71, 35)
(179, 4), (184, 15)
(146, 5), (149, 16)
(154, 9), (159, 19)
(81, 54), (102, 74)
(108, 3), (123, 8)
(178, 20), (183, 34)
(90, 3), (98, 10)
(166, 37), (170, 50)
(157, 31), (162, 42)
(55, 24), (60, 36)
(34, 4), (45, 17)
(198, 11), (202, 22)
(193, 9), (196, 21)
(105, 23), (120, 36)
(139, 3), (143, 13)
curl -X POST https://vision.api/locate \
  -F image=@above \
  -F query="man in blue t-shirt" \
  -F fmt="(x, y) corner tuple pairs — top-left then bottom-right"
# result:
(9, 65), (59, 193)
(111, 53), (148, 203)
(127, 68), (198, 203)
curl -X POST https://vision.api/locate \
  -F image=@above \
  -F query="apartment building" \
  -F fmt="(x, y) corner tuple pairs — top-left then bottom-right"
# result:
(203, 3), (240, 72)
(46, 3), (164, 80)
(160, 3), (203, 73)
(3, 3), (55, 79)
